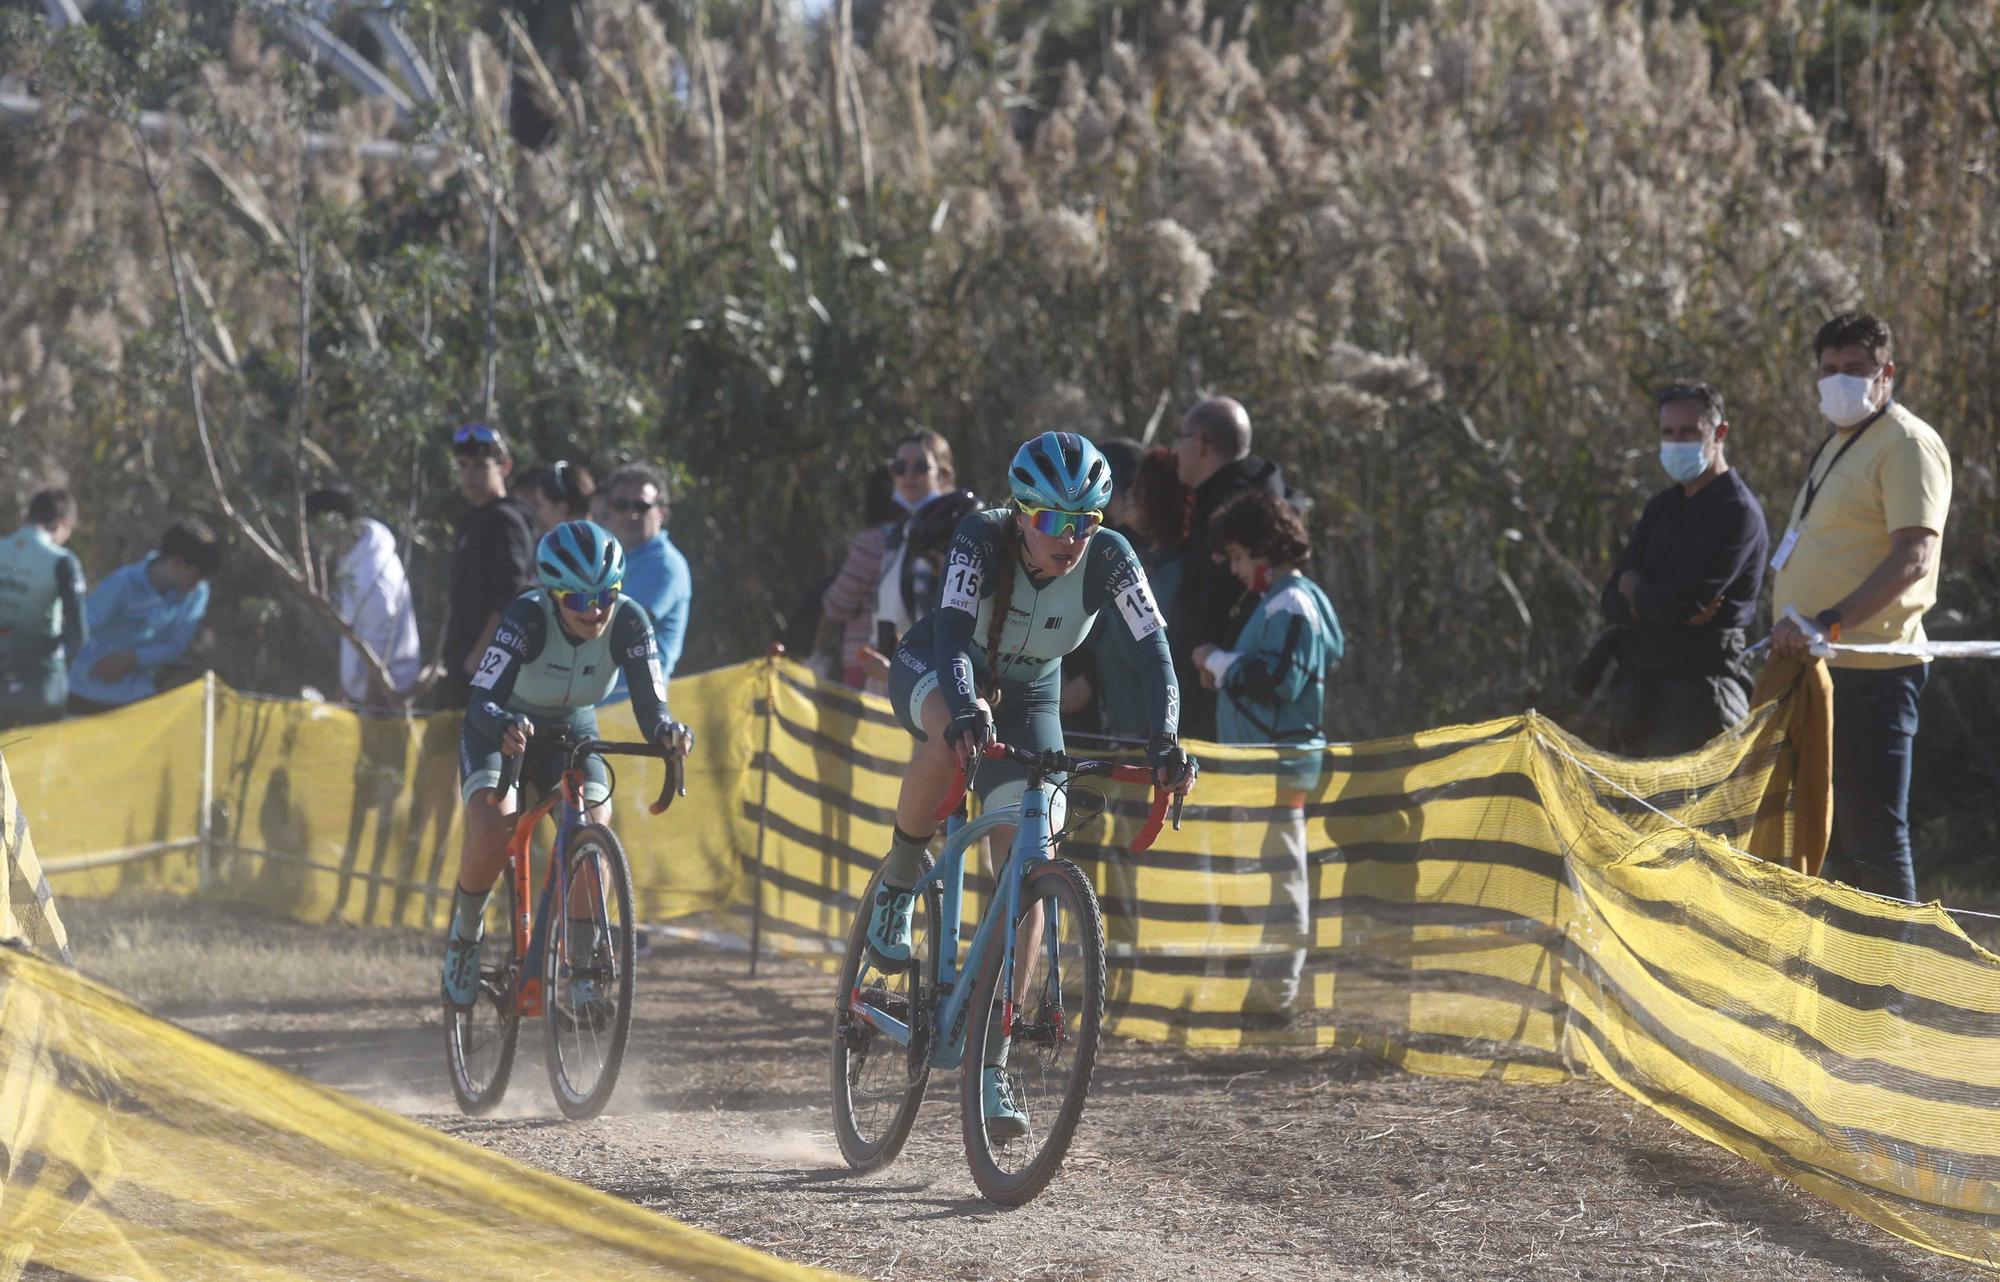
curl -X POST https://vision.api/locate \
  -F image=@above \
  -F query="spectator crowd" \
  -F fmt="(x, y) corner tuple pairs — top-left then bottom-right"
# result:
(0, 310), (1957, 914)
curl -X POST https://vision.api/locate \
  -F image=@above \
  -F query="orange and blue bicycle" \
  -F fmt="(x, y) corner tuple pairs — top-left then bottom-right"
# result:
(444, 730), (685, 1120)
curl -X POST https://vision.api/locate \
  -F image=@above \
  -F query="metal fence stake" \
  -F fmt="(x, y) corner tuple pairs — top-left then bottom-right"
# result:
(748, 644), (784, 975)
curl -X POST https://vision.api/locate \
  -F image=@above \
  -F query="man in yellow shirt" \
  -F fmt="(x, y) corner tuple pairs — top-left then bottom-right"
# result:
(1770, 313), (1952, 902)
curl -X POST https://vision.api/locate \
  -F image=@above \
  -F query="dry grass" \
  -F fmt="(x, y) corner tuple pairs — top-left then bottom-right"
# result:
(60, 894), (434, 1011)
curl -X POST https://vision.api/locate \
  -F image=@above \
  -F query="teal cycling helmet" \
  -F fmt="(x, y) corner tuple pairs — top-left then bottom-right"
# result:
(1008, 431), (1113, 512)
(537, 519), (625, 596)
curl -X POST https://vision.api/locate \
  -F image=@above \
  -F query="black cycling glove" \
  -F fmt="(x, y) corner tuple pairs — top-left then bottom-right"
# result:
(1147, 733), (1196, 791)
(945, 705), (996, 754)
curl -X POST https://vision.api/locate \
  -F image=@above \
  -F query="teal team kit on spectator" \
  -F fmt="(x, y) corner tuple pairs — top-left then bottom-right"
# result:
(0, 521), (87, 724)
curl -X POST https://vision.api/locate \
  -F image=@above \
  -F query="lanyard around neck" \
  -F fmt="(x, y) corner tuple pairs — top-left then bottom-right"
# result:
(1797, 403), (1888, 524)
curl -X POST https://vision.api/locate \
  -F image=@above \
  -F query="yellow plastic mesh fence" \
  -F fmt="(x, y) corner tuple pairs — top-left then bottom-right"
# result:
(6, 659), (1998, 1267)
(0, 940), (843, 1282)
(0, 752), (69, 964)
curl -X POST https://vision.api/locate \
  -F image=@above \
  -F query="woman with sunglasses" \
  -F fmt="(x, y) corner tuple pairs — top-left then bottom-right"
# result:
(888, 429), (954, 512)
(440, 519), (694, 1009)
(866, 431), (1195, 1137)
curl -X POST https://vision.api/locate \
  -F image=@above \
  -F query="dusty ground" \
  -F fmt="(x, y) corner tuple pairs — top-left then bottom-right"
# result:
(57, 898), (1998, 1282)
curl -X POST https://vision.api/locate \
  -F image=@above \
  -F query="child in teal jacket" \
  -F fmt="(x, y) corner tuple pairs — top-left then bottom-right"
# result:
(1190, 489), (1342, 1026)
(1193, 492), (1344, 748)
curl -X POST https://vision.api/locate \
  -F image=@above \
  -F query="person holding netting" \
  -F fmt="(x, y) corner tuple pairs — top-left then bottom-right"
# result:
(866, 431), (1194, 1137)
(1193, 489), (1344, 1027)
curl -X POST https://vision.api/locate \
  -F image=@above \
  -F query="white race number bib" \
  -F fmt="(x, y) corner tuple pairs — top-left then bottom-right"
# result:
(1115, 576), (1164, 641)
(469, 646), (509, 690)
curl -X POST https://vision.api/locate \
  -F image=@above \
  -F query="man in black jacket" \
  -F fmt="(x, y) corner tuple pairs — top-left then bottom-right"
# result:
(1592, 383), (1769, 756)
(435, 424), (537, 710)
(1170, 397), (1290, 740)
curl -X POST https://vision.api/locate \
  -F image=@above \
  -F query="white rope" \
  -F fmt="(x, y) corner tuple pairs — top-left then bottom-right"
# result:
(1531, 731), (2000, 925)
(1771, 606), (2000, 661)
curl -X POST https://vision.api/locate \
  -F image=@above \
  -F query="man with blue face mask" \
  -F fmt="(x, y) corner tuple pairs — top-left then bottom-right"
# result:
(1769, 312), (1951, 902)
(1587, 382), (1770, 756)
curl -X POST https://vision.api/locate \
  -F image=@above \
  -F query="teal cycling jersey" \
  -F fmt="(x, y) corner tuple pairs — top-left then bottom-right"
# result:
(0, 525), (85, 672)
(1208, 571), (1344, 745)
(906, 508), (1178, 737)
(466, 590), (671, 740)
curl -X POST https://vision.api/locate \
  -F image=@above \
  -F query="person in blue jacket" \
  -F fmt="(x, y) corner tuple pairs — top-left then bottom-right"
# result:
(1192, 490), (1343, 1027)
(68, 521), (223, 713)
(599, 464), (690, 702)
(0, 490), (87, 730)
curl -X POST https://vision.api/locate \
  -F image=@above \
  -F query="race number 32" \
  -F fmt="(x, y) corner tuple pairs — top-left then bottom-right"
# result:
(470, 646), (509, 690)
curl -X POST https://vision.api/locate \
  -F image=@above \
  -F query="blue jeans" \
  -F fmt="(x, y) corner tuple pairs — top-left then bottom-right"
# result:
(1822, 664), (1928, 902)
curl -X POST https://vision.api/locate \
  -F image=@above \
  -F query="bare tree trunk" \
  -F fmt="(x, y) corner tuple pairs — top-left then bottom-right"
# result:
(294, 79), (317, 596)
(483, 189), (499, 422)
(837, 0), (872, 215)
(128, 113), (403, 704)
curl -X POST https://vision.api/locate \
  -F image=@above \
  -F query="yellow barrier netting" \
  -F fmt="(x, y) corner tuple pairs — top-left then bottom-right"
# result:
(0, 940), (841, 1281)
(0, 753), (70, 965)
(3, 658), (1997, 1268)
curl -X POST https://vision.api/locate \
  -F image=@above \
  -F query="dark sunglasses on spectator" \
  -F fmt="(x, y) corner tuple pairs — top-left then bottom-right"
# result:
(453, 423), (501, 446)
(889, 458), (935, 477)
(610, 497), (657, 514)
(552, 585), (620, 613)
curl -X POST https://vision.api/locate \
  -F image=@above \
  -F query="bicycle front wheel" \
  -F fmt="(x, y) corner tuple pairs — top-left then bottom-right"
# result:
(831, 860), (940, 1171)
(544, 823), (637, 1120)
(960, 857), (1106, 1206)
(445, 871), (521, 1117)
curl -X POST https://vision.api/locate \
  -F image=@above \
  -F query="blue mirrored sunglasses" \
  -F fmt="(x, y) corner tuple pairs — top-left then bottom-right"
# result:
(551, 584), (620, 613)
(453, 423), (501, 445)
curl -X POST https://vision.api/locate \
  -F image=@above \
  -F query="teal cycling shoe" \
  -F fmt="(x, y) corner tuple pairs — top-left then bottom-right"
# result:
(982, 1065), (1029, 1142)
(864, 885), (917, 970)
(441, 936), (482, 1008)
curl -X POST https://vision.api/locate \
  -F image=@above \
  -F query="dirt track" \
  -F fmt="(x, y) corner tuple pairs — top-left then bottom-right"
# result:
(68, 900), (1995, 1282)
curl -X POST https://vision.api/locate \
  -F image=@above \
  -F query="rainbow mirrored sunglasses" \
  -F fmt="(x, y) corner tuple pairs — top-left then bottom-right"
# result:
(1019, 503), (1105, 539)
(551, 583), (620, 613)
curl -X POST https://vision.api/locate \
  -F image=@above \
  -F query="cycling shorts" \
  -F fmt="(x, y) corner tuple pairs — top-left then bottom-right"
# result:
(888, 641), (1065, 823)
(458, 707), (611, 807)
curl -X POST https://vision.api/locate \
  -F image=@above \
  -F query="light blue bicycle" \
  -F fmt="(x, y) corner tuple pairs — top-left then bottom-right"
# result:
(831, 740), (1191, 1205)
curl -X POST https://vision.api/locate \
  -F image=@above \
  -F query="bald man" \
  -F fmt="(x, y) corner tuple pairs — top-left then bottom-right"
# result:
(1171, 397), (1292, 740)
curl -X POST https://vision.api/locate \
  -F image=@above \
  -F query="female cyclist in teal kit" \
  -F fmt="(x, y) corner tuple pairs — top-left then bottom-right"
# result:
(865, 432), (1195, 1134)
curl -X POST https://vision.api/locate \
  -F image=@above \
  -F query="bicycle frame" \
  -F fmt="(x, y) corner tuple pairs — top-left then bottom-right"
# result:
(848, 780), (1058, 1071)
(503, 767), (593, 1019)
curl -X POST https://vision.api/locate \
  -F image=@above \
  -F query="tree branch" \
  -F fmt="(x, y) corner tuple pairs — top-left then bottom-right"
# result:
(127, 104), (403, 704)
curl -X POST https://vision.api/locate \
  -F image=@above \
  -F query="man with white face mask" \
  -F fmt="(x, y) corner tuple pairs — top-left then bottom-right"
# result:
(1589, 383), (1769, 756)
(1769, 312), (1951, 902)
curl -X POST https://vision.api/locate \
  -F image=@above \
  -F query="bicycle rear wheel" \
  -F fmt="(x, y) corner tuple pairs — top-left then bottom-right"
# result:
(544, 823), (636, 1120)
(831, 860), (940, 1171)
(960, 857), (1106, 1206)
(445, 872), (521, 1116)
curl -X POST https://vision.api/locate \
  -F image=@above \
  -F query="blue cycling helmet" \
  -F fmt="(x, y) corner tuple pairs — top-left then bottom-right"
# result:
(1008, 432), (1113, 512)
(537, 520), (625, 596)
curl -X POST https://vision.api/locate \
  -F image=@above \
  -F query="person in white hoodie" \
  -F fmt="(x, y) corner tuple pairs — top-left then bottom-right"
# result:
(308, 489), (421, 709)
